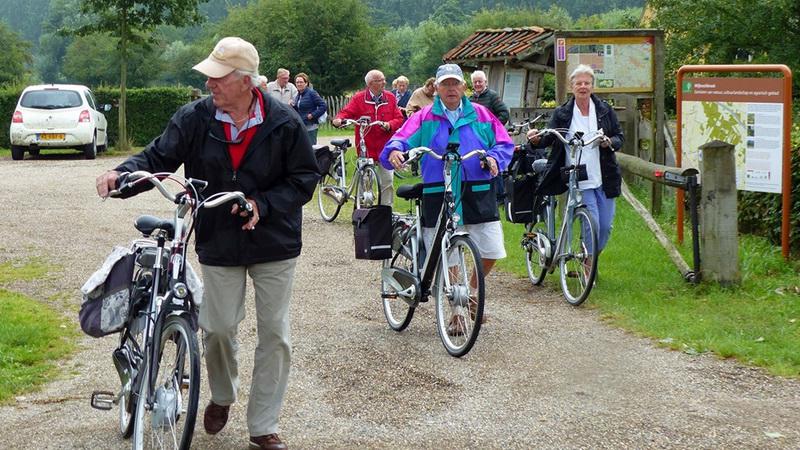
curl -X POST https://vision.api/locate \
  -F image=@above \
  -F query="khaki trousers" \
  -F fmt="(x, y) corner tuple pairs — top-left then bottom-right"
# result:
(376, 164), (394, 206)
(199, 258), (297, 436)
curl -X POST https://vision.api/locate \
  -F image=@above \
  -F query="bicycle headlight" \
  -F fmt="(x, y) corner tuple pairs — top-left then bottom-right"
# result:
(452, 213), (461, 223)
(173, 282), (189, 299)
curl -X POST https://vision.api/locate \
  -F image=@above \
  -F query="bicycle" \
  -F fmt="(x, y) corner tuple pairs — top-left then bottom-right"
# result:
(520, 128), (606, 306)
(317, 117), (384, 222)
(90, 171), (252, 449)
(380, 144), (489, 357)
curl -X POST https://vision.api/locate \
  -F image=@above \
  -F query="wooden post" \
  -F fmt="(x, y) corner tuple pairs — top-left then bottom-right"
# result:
(699, 140), (740, 285)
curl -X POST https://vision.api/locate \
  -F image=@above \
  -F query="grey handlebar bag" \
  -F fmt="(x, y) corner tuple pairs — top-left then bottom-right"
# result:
(79, 246), (136, 338)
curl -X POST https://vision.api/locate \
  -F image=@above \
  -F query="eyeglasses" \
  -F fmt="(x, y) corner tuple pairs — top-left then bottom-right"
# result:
(208, 129), (243, 145)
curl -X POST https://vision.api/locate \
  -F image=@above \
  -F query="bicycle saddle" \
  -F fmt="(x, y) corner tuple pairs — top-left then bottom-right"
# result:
(135, 215), (175, 240)
(330, 138), (350, 148)
(396, 183), (423, 200)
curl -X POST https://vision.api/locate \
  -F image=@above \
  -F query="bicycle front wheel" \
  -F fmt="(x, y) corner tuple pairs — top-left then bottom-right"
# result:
(434, 235), (484, 357)
(132, 315), (200, 450)
(355, 165), (381, 209)
(318, 172), (343, 222)
(559, 207), (599, 306)
(524, 222), (549, 286)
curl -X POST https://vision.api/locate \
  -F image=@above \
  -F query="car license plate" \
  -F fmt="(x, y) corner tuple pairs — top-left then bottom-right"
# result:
(39, 133), (65, 140)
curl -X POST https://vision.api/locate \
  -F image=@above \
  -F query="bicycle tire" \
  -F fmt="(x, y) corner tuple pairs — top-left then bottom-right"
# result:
(355, 165), (381, 209)
(119, 269), (152, 438)
(434, 235), (485, 357)
(381, 229), (416, 331)
(132, 315), (200, 450)
(559, 207), (599, 306)
(524, 222), (549, 286)
(317, 172), (343, 222)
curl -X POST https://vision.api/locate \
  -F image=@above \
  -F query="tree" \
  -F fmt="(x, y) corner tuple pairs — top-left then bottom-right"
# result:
(62, 34), (164, 87)
(218, 0), (385, 95)
(408, 20), (470, 83)
(468, 5), (573, 30)
(649, 0), (800, 102)
(67, 0), (206, 150)
(0, 22), (33, 86)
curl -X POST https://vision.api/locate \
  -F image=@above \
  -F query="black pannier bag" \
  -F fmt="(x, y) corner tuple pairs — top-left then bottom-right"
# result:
(314, 144), (335, 176)
(79, 246), (136, 338)
(352, 205), (392, 260)
(504, 145), (548, 223)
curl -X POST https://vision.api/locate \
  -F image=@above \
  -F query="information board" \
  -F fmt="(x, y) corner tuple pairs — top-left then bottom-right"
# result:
(681, 77), (785, 193)
(559, 36), (654, 93)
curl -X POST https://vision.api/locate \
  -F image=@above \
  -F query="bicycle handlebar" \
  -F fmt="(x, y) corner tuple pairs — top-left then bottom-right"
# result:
(405, 146), (488, 164)
(339, 118), (383, 128)
(532, 128), (607, 147)
(111, 171), (250, 215)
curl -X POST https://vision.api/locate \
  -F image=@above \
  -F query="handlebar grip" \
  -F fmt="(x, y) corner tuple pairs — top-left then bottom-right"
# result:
(237, 198), (254, 218)
(110, 172), (134, 198)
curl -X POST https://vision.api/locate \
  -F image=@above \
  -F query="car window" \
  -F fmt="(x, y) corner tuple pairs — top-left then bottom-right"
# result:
(20, 90), (83, 110)
(85, 90), (98, 110)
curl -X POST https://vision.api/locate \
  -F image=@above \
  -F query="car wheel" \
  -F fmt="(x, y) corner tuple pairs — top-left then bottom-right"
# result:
(11, 145), (24, 161)
(84, 135), (97, 160)
(97, 134), (108, 152)
(28, 148), (40, 157)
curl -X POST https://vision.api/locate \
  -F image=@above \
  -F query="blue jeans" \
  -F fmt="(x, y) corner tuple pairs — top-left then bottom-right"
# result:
(581, 187), (615, 254)
(306, 128), (318, 145)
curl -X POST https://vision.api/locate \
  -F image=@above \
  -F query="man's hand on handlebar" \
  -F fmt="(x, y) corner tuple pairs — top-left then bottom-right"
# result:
(332, 118), (342, 128)
(482, 156), (499, 177)
(388, 150), (406, 170)
(231, 198), (259, 231)
(96, 170), (121, 198)
(526, 128), (542, 146)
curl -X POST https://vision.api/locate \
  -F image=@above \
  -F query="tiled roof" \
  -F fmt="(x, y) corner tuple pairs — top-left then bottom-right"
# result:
(443, 26), (553, 62)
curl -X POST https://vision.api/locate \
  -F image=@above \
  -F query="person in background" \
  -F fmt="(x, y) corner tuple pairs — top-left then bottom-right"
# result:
(258, 75), (268, 90)
(391, 75), (412, 111)
(470, 70), (511, 205)
(527, 64), (623, 274)
(95, 36), (320, 450)
(266, 68), (298, 105)
(405, 77), (435, 115)
(332, 69), (404, 206)
(381, 64), (514, 336)
(293, 72), (327, 145)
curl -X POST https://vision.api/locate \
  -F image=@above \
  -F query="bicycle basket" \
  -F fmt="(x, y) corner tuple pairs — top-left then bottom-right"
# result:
(79, 246), (136, 338)
(314, 145), (335, 176)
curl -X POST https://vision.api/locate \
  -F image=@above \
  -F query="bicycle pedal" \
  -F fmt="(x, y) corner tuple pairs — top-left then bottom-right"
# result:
(90, 390), (116, 411)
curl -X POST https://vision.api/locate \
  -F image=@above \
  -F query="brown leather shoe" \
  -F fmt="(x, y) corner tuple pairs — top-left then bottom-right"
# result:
(203, 402), (230, 435)
(249, 434), (288, 450)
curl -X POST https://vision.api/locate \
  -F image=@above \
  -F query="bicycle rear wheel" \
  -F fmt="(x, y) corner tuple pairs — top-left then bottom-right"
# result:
(381, 226), (417, 331)
(434, 235), (484, 357)
(318, 172), (343, 222)
(523, 222), (549, 286)
(355, 165), (381, 209)
(559, 207), (599, 306)
(132, 315), (200, 450)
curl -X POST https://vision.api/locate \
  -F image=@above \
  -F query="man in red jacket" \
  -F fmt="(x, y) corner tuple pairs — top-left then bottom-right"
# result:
(332, 69), (405, 206)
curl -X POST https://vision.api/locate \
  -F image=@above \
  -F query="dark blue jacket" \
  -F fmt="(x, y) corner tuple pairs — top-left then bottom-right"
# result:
(392, 89), (411, 108)
(293, 87), (327, 126)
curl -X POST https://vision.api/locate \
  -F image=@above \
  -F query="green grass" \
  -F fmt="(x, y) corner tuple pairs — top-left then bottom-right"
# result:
(499, 188), (800, 377)
(0, 261), (78, 404)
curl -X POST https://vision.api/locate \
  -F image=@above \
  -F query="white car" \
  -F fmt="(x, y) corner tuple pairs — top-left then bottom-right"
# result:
(9, 84), (111, 160)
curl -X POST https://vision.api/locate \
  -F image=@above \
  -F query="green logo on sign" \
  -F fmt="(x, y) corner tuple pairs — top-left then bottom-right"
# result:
(682, 81), (693, 93)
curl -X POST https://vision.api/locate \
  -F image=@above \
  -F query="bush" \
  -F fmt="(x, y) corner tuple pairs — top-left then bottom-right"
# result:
(1, 85), (195, 148)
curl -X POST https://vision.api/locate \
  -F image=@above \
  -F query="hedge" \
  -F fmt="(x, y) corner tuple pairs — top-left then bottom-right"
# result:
(1, 85), (195, 147)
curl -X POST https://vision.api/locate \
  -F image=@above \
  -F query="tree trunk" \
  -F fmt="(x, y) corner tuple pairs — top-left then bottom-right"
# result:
(118, 14), (129, 152)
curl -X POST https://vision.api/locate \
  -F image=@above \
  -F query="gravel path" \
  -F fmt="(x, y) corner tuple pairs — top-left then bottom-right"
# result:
(0, 144), (798, 449)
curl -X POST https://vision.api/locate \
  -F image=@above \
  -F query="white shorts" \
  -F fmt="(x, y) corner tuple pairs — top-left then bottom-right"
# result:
(422, 220), (506, 261)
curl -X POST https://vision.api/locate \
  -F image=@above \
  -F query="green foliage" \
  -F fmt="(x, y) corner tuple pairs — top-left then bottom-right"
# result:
(0, 0), (49, 42)
(382, 26), (417, 83)
(94, 86), (195, 146)
(408, 20), (470, 83)
(650, 0), (800, 103)
(469, 5), (573, 30)
(0, 23), (33, 86)
(218, 0), (384, 96)
(573, 7), (642, 29)
(62, 34), (164, 87)
(0, 85), (24, 145)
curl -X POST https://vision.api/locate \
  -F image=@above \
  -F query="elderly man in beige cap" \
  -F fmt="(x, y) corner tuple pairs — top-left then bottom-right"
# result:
(95, 36), (319, 450)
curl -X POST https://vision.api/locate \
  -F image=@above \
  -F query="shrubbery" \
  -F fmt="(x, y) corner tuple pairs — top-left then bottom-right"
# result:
(0, 85), (195, 147)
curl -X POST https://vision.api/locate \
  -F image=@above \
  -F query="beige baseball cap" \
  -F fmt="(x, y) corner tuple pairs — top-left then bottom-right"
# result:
(193, 37), (259, 78)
